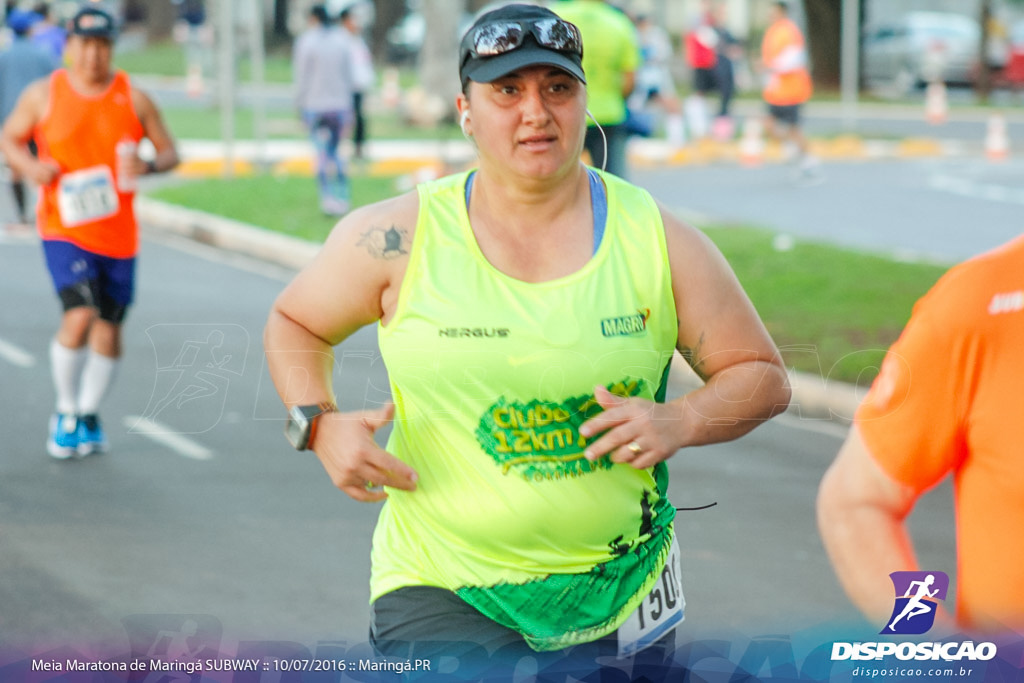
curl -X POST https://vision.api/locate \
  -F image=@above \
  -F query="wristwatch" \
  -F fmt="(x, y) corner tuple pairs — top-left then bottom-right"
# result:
(284, 401), (337, 451)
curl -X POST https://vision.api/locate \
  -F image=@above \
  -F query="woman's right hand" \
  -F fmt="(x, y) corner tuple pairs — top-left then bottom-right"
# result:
(311, 403), (419, 502)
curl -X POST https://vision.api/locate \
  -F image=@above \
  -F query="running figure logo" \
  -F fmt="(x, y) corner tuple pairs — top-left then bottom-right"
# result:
(138, 324), (248, 433)
(882, 571), (950, 635)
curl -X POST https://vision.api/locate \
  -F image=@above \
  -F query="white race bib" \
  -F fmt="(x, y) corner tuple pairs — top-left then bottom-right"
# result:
(56, 166), (119, 227)
(617, 533), (685, 659)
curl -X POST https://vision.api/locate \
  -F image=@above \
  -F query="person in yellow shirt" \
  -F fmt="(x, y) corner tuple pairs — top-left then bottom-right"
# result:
(265, 2), (790, 669)
(555, 0), (640, 178)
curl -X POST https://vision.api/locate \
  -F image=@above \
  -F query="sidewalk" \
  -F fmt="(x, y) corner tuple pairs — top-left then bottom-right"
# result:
(169, 132), (975, 180)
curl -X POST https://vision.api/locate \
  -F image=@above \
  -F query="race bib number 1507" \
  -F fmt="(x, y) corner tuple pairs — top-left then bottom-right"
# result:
(57, 166), (119, 227)
(617, 534), (685, 659)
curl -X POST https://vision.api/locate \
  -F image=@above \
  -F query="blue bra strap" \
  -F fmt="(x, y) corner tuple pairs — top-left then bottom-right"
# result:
(465, 168), (608, 255)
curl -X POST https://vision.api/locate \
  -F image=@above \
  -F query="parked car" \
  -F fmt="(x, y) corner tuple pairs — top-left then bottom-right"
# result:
(385, 10), (425, 64)
(863, 12), (980, 92)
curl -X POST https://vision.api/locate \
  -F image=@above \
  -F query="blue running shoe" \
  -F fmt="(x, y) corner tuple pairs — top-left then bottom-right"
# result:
(76, 414), (109, 456)
(47, 413), (79, 459)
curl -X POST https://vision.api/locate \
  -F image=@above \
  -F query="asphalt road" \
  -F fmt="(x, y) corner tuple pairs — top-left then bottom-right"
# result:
(0, 217), (957, 661)
(637, 156), (1024, 264)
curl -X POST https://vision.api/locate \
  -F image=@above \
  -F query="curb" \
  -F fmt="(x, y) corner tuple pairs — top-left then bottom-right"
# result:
(167, 135), (976, 180)
(137, 197), (318, 270)
(138, 196), (863, 425)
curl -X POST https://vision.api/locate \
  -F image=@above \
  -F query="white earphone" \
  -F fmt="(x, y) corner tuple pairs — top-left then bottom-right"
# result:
(460, 110), (471, 138)
(586, 109), (608, 172)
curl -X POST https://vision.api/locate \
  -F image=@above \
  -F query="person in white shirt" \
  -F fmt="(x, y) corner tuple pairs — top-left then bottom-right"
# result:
(293, 4), (356, 215)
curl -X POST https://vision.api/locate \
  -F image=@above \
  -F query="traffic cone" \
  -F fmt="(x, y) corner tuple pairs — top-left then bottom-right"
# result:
(985, 114), (1010, 161)
(925, 81), (947, 125)
(684, 95), (709, 139)
(738, 117), (764, 167)
(185, 63), (204, 98)
(381, 67), (401, 110)
(665, 113), (686, 149)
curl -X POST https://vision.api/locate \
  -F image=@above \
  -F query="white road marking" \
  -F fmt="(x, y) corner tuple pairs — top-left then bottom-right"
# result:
(0, 337), (35, 368)
(929, 172), (1024, 206)
(123, 415), (214, 460)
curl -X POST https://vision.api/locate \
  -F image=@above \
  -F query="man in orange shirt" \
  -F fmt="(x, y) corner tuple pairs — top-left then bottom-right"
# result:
(760, 1), (817, 178)
(0, 5), (179, 459)
(818, 234), (1024, 633)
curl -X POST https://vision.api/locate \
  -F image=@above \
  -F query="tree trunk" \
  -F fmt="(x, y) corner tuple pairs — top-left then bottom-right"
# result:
(977, 0), (993, 103)
(146, 0), (178, 41)
(802, 0), (841, 89)
(272, 0), (290, 40)
(371, 0), (407, 64)
(414, 0), (463, 124)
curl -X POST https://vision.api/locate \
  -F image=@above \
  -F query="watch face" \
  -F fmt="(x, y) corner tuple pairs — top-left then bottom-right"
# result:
(284, 405), (311, 450)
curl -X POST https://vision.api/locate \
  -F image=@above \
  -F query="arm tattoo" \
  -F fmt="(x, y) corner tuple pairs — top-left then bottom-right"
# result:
(680, 332), (709, 381)
(357, 225), (409, 260)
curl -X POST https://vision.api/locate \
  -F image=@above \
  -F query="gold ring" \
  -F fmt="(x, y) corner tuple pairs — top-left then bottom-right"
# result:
(626, 441), (642, 455)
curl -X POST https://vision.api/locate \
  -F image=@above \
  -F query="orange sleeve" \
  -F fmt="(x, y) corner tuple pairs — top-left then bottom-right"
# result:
(855, 284), (969, 493)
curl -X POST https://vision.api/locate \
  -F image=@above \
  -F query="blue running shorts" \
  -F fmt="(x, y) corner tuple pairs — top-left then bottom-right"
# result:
(42, 239), (135, 323)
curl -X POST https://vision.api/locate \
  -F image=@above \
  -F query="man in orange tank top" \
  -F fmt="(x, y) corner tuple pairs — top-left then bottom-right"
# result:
(760, 1), (818, 179)
(0, 5), (179, 459)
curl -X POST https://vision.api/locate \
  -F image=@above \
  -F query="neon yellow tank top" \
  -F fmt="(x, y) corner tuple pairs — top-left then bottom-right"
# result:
(374, 170), (678, 650)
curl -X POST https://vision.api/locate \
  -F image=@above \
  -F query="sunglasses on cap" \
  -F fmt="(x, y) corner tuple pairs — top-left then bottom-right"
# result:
(462, 18), (583, 64)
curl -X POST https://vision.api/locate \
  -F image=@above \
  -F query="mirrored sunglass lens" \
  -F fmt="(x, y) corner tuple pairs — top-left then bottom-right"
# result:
(473, 22), (524, 55)
(534, 19), (581, 52)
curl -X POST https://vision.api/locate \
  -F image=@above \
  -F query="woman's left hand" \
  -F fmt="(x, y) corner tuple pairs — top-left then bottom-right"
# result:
(578, 386), (684, 469)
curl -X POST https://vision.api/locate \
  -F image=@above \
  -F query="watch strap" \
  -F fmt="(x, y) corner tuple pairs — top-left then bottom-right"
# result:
(306, 400), (338, 451)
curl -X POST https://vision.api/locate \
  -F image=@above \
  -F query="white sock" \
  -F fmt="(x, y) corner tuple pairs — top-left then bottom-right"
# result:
(684, 96), (709, 139)
(77, 351), (119, 416)
(666, 114), (686, 148)
(51, 339), (87, 415)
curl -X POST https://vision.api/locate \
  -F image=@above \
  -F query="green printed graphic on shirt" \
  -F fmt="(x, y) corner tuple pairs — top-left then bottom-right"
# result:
(475, 378), (647, 480)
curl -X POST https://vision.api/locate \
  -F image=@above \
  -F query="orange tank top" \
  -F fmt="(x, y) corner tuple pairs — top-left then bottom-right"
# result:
(35, 69), (144, 258)
(761, 18), (813, 106)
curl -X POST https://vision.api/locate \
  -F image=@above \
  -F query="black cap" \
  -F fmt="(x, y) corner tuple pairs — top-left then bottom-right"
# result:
(71, 5), (117, 40)
(459, 4), (585, 88)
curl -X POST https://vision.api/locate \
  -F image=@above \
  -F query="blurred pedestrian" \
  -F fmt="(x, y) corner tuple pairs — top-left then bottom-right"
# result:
(556, 0), (640, 178)
(172, 0), (210, 92)
(265, 1), (789, 662)
(293, 4), (355, 215)
(629, 10), (685, 147)
(0, 8), (56, 229)
(683, 0), (717, 139)
(340, 4), (373, 161)
(710, 2), (741, 139)
(30, 2), (66, 62)
(818, 234), (1024, 633)
(759, 0), (817, 178)
(0, 5), (179, 459)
